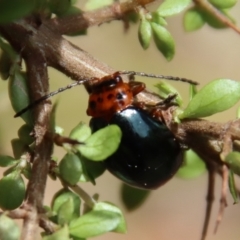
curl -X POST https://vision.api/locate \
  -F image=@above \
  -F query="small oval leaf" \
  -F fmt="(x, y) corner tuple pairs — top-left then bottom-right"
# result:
(0, 172), (25, 210)
(78, 125), (122, 161)
(138, 18), (152, 50)
(180, 79), (240, 119)
(69, 122), (91, 143)
(183, 7), (205, 32)
(0, 49), (12, 80)
(176, 150), (206, 179)
(151, 12), (167, 26)
(48, 0), (71, 15)
(201, 9), (232, 29)
(228, 170), (239, 204)
(18, 124), (34, 145)
(93, 202), (127, 233)
(59, 153), (82, 185)
(121, 184), (150, 211)
(11, 138), (26, 159)
(151, 22), (175, 61)
(43, 225), (70, 240)
(154, 82), (182, 106)
(189, 83), (198, 101)
(58, 197), (76, 225)
(0, 0), (35, 23)
(0, 155), (18, 167)
(21, 161), (32, 180)
(157, 0), (191, 17)
(69, 210), (121, 238)
(9, 70), (32, 126)
(79, 156), (106, 183)
(225, 152), (240, 176)
(51, 188), (81, 219)
(209, 0), (237, 9)
(0, 215), (20, 240)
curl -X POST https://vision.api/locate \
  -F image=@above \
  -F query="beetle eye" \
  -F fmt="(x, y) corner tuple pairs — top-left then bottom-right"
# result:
(115, 75), (122, 83)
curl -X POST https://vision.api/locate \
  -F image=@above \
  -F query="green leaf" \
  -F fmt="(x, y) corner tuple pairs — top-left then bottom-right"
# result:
(93, 202), (127, 233)
(18, 124), (34, 145)
(157, 0), (192, 17)
(48, 0), (71, 15)
(183, 7), (205, 32)
(59, 153), (82, 185)
(151, 22), (175, 61)
(11, 138), (26, 159)
(0, 0), (35, 23)
(21, 161), (32, 180)
(78, 125), (122, 161)
(228, 170), (239, 204)
(151, 12), (167, 26)
(0, 215), (20, 240)
(78, 156), (106, 183)
(121, 184), (150, 211)
(0, 171), (25, 210)
(34, 0), (49, 12)
(50, 102), (58, 134)
(189, 83), (198, 101)
(225, 152), (240, 176)
(55, 126), (64, 135)
(84, 0), (113, 10)
(57, 197), (76, 225)
(209, 0), (237, 9)
(0, 40), (17, 63)
(176, 150), (206, 179)
(180, 79), (240, 119)
(201, 9), (231, 29)
(71, 237), (85, 240)
(138, 17), (152, 50)
(3, 166), (16, 176)
(69, 122), (91, 143)
(154, 82), (182, 106)
(52, 189), (80, 220)
(0, 155), (18, 167)
(58, 6), (81, 17)
(69, 210), (121, 238)
(8, 69), (32, 126)
(43, 225), (70, 240)
(0, 48), (12, 80)
(70, 0), (78, 5)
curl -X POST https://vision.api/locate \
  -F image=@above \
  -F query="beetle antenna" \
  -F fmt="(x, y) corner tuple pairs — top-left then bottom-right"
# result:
(119, 71), (199, 85)
(14, 78), (92, 117)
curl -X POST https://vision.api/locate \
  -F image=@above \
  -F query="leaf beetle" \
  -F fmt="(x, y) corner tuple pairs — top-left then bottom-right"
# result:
(86, 71), (197, 189)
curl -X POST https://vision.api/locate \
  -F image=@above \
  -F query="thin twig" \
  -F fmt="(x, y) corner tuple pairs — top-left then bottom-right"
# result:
(20, 40), (53, 240)
(1, 209), (27, 219)
(39, 215), (58, 234)
(214, 165), (228, 233)
(70, 185), (96, 209)
(201, 164), (215, 240)
(48, 0), (156, 35)
(193, 0), (240, 34)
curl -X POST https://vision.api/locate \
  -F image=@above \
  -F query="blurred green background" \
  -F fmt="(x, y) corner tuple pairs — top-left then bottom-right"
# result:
(1, 1), (240, 239)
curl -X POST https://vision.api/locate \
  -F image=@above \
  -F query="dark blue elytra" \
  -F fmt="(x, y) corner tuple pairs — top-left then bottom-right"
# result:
(90, 106), (183, 190)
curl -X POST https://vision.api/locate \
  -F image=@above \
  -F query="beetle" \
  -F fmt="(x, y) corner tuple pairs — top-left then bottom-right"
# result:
(15, 71), (197, 189)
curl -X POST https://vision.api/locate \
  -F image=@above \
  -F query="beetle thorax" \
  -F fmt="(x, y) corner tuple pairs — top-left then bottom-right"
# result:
(86, 76), (134, 121)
